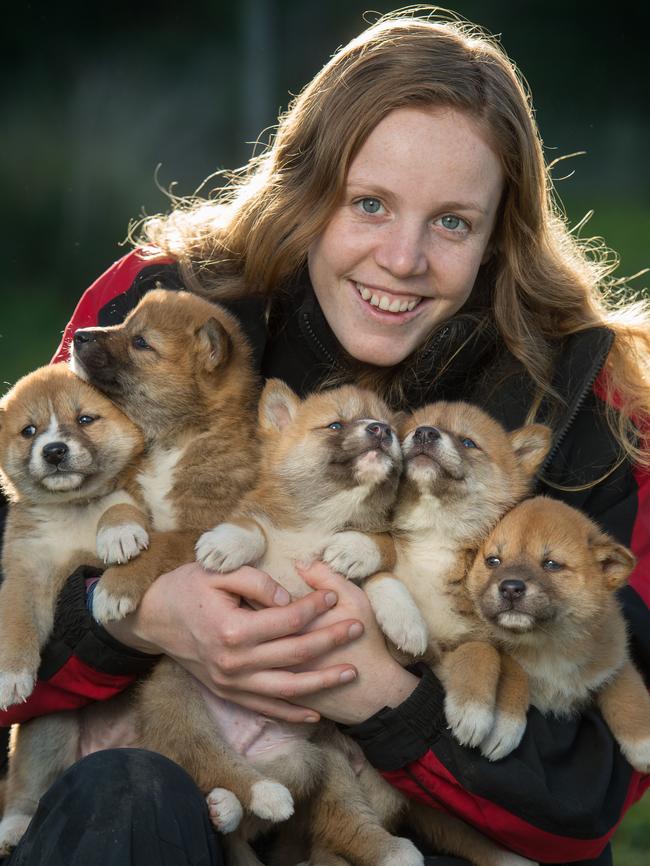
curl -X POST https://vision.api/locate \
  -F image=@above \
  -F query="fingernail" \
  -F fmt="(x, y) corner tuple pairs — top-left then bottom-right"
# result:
(348, 623), (363, 639)
(273, 586), (290, 605)
(325, 592), (338, 607)
(339, 669), (357, 683)
(303, 714), (319, 723)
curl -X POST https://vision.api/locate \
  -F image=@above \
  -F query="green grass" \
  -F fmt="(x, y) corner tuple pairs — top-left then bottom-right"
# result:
(613, 795), (650, 865)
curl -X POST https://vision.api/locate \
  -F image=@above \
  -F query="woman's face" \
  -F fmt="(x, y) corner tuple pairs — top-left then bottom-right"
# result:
(308, 106), (504, 367)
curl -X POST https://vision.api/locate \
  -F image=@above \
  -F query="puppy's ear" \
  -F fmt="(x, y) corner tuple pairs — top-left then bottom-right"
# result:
(259, 379), (300, 432)
(591, 534), (636, 590)
(197, 318), (231, 372)
(510, 424), (552, 477)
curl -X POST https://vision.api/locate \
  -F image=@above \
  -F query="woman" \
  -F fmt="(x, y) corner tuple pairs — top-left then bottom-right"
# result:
(1, 9), (648, 866)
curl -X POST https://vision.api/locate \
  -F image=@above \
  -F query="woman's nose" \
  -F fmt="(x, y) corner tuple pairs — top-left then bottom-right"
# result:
(373, 221), (428, 278)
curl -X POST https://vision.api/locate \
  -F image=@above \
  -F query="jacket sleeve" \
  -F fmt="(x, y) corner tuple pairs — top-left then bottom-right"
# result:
(343, 404), (650, 864)
(0, 249), (175, 727)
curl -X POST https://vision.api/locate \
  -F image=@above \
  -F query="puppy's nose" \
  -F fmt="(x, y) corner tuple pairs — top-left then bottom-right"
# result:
(414, 426), (440, 445)
(365, 422), (392, 443)
(499, 579), (527, 600)
(73, 330), (96, 347)
(42, 442), (69, 465)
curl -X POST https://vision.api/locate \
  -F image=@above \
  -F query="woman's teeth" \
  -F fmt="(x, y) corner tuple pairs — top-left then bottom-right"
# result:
(356, 283), (421, 313)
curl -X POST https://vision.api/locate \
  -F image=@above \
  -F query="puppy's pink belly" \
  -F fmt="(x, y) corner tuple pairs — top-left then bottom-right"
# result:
(77, 700), (140, 759)
(197, 683), (310, 760)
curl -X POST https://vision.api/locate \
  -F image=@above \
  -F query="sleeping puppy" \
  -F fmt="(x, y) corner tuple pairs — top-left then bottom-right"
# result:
(0, 363), (147, 852)
(137, 380), (424, 866)
(70, 287), (260, 618)
(453, 496), (650, 770)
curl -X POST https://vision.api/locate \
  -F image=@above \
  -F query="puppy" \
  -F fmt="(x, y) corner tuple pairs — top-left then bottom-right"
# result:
(70, 287), (260, 619)
(347, 402), (551, 866)
(454, 496), (650, 771)
(0, 363), (147, 851)
(138, 380), (425, 866)
(0, 364), (147, 708)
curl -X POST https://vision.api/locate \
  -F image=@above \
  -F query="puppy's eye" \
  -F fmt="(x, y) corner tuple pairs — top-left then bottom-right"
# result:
(485, 555), (501, 568)
(327, 421), (343, 431)
(21, 425), (37, 439)
(461, 437), (477, 449)
(78, 415), (97, 426)
(132, 335), (151, 350)
(543, 559), (563, 571)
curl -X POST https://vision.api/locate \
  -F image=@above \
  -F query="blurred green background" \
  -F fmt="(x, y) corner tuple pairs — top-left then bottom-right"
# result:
(1, 0), (648, 859)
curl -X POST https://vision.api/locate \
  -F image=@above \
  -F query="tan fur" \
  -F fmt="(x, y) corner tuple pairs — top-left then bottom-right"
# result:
(143, 380), (420, 866)
(70, 288), (260, 621)
(354, 402), (550, 866)
(0, 289), (262, 854)
(454, 496), (650, 772)
(0, 364), (146, 853)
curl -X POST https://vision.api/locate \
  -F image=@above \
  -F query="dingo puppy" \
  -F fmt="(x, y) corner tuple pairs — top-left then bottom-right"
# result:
(0, 364), (147, 852)
(138, 380), (424, 866)
(455, 496), (650, 771)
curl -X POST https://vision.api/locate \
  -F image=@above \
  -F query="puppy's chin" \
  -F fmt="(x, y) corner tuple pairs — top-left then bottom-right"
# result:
(494, 610), (536, 633)
(40, 472), (86, 492)
(353, 449), (394, 485)
(68, 353), (89, 382)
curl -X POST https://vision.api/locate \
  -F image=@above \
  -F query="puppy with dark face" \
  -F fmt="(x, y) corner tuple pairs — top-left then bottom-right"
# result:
(0, 364), (147, 853)
(69, 287), (260, 622)
(137, 380), (424, 866)
(456, 496), (650, 771)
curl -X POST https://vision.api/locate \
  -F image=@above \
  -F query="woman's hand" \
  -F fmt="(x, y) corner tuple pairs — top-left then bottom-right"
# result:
(291, 562), (420, 725)
(103, 561), (365, 723)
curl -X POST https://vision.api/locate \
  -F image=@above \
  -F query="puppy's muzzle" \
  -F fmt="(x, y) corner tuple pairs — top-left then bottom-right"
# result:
(42, 441), (69, 466)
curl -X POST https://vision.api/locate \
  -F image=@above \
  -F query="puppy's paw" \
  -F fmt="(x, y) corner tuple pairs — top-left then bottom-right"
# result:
(479, 711), (527, 761)
(0, 670), (36, 709)
(206, 787), (244, 834)
(96, 523), (149, 564)
(378, 837), (424, 866)
(0, 813), (32, 856)
(364, 576), (429, 656)
(91, 584), (138, 623)
(249, 779), (294, 823)
(619, 736), (650, 773)
(444, 694), (495, 748)
(322, 531), (382, 580)
(196, 523), (265, 573)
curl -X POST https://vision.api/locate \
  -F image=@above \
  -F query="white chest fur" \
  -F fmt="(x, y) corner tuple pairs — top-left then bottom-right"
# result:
(137, 446), (185, 532)
(259, 524), (336, 598)
(394, 535), (470, 646)
(28, 490), (139, 574)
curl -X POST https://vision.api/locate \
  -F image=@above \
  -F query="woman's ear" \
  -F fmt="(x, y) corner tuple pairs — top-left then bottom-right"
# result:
(259, 379), (301, 432)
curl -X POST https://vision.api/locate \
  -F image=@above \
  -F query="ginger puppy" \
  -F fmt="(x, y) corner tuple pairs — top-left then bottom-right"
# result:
(0, 364), (147, 853)
(139, 380), (424, 866)
(70, 287), (260, 619)
(0, 364), (147, 708)
(458, 496), (650, 771)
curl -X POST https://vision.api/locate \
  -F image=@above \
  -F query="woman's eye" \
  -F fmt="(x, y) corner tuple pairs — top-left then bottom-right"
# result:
(543, 559), (563, 571)
(327, 421), (343, 431)
(132, 335), (151, 350)
(21, 425), (37, 438)
(78, 415), (96, 426)
(437, 214), (469, 233)
(486, 555), (501, 568)
(461, 437), (477, 449)
(357, 198), (383, 215)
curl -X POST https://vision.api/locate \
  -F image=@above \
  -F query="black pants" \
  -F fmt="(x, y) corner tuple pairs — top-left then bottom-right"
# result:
(2, 749), (469, 866)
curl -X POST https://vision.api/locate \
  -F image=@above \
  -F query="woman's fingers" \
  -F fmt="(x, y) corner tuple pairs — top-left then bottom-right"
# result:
(209, 565), (292, 608)
(219, 618), (364, 672)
